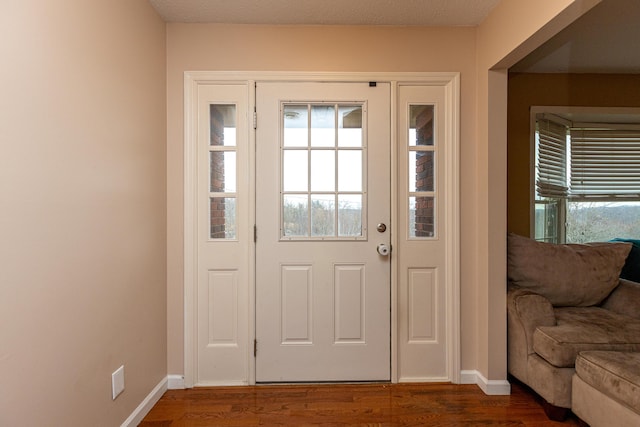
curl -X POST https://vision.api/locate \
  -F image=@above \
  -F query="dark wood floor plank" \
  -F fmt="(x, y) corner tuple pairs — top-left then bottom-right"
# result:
(140, 382), (581, 426)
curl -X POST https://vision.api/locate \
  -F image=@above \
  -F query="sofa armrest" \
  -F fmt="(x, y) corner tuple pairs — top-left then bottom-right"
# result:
(601, 278), (640, 320)
(508, 286), (557, 355)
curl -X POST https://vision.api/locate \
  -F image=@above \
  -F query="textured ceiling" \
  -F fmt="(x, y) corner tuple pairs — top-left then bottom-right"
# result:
(148, 0), (501, 26)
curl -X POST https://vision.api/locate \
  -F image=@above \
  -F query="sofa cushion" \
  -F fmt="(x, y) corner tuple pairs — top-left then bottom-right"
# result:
(507, 233), (631, 306)
(611, 238), (640, 283)
(533, 307), (640, 367)
(575, 351), (640, 412)
(601, 279), (640, 321)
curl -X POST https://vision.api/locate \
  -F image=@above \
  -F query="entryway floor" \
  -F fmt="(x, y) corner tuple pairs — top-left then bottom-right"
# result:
(140, 381), (581, 426)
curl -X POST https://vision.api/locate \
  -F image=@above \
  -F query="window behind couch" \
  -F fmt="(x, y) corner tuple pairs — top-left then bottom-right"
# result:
(533, 107), (640, 243)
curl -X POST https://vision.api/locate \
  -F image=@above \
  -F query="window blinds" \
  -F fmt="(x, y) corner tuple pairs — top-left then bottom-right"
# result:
(570, 127), (640, 198)
(536, 118), (569, 198)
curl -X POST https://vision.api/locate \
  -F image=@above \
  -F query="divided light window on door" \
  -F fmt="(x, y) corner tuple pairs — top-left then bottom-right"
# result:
(209, 104), (237, 240)
(408, 104), (436, 239)
(281, 103), (366, 240)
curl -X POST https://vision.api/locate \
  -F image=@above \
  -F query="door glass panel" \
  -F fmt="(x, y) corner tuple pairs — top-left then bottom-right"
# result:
(281, 102), (366, 240)
(210, 197), (236, 239)
(311, 105), (336, 147)
(210, 105), (236, 146)
(408, 104), (436, 239)
(311, 150), (335, 191)
(209, 104), (237, 239)
(210, 151), (236, 192)
(283, 105), (309, 147)
(283, 194), (309, 237)
(408, 151), (434, 192)
(311, 194), (336, 237)
(409, 105), (434, 146)
(409, 196), (434, 238)
(338, 194), (362, 237)
(338, 106), (363, 147)
(283, 150), (308, 191)
(338, 150), (362, 192)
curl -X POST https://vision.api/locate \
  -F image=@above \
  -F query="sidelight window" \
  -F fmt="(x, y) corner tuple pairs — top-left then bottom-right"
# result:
(209, 104), (237, 239)
(408, 105), (436, 239)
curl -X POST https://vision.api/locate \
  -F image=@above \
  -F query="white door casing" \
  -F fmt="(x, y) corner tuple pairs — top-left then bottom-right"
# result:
(183, 72), (460, 387)
(255, 82), (391, 382)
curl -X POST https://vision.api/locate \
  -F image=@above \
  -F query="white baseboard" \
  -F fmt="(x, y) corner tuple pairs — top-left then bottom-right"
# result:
(460, 370), (479, 385)
(460, 370), (511, 395)
(168, 374), (186, 389)
(398, 376), (451, 383)
(121, 376), (168, 427)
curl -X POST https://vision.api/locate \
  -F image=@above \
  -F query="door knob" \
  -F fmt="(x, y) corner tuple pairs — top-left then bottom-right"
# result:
(377, 243), (390, 256)
(376, 223), (387, 233)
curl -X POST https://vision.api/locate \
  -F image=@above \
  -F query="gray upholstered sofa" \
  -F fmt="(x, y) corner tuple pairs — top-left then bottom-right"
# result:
(506, 233), (640, 423)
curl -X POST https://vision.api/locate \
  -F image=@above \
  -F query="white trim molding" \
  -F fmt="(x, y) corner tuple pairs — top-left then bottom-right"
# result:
(460, 370), (479, 385)
(460, 370), (511, 395)
(168, 374), (186, 390)
(121, 377), (168, 427)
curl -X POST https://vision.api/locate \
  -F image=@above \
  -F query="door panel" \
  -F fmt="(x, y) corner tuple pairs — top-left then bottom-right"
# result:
(196, 84), (250, 385)
(255, 82), (391, 382)
(397, 85), (450, 381)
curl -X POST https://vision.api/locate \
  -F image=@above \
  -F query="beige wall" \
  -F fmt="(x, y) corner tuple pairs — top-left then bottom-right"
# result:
(167, 3), (600, 383)
(166, 24), (479, 374)
(473, 0), (599, 380)
(0, 2), (609, 423)
(0, 1), (167, 425)
(508, 73), (640, 236)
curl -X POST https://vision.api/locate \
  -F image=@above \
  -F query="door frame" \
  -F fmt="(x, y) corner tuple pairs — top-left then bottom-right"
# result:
(184, 71), (460, 387)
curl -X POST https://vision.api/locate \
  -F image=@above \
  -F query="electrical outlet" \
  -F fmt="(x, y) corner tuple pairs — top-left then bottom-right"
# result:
(112, 365), (125, 400)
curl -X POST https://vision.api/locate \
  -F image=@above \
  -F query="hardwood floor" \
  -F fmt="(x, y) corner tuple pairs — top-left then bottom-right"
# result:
(140, 381), (582, 426)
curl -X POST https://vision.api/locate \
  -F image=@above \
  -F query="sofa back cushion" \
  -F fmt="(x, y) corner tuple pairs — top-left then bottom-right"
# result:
(611, 238), (640, 283)
(507, 233), (631, 306)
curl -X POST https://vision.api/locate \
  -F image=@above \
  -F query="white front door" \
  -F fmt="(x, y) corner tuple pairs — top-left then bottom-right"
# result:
(255, 82), (391, 382)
